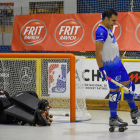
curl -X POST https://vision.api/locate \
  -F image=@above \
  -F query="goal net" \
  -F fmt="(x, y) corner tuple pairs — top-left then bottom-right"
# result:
(0, 53), (91, 122)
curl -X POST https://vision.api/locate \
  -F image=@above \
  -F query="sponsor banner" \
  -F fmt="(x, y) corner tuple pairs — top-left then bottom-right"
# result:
(83, 59), (109, 99)
(123, 61), (140, 98)
(12, 12), (140, 51)
(47, 60), (140, 99)
(12, 14), (95, 51)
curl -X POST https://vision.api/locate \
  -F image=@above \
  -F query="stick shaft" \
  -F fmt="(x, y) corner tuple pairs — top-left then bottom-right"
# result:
(107, 76), (129, 92)
(107, 76), (140, 99)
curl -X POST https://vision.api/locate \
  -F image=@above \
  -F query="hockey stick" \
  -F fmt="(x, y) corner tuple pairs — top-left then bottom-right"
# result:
(106, 76), (140, 99)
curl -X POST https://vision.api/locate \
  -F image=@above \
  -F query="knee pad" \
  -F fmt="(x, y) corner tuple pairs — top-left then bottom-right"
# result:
(123, 81), (135, 94)
(109, 91), (121, 103)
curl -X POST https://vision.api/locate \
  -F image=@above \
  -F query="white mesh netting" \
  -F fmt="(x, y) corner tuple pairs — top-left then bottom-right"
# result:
(0, 55), (91, 121)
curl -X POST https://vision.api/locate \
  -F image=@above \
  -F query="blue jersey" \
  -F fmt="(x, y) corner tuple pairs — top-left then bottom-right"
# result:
(95, 24), (122, 73)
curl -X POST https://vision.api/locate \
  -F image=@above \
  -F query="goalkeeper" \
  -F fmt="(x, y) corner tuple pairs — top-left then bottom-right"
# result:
(95, 8), (140, 128)
(0, 90), (52, 126)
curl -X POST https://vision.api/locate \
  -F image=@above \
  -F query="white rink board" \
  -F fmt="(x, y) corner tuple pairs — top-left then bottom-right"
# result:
(83, 59), (109, 99)
(123, 61), (140, 96)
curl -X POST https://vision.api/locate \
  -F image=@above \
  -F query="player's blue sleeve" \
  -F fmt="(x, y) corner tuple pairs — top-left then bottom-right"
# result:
(95, 27), (108, 43)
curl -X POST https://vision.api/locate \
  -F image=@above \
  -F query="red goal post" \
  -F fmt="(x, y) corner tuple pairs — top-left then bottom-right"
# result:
(0, 53), (76, 122)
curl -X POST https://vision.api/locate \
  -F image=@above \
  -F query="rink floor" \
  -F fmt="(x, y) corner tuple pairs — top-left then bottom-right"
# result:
(0, 110), (140, 140)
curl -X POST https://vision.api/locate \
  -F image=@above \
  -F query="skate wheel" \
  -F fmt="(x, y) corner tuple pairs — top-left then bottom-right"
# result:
(45, 107), (48, 110)
(46, 116), (49, 119)
(109, 127), (115, 132)
(47, 122), (51, 126)
(44, 111), (47, 114)
(50, 114), (53, 118)
(132, 119), (137, 124)
(49, 119), (53, 122)
(49, 105), (52, 108)
(119, 128), (124, 132)
(42, 113), (46, 117)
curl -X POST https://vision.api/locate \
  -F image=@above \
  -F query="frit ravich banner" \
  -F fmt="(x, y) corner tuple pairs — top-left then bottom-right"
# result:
(11, 12), (140, 51)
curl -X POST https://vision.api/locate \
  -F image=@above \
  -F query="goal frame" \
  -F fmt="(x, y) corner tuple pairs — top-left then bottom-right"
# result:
(0, 53), (76, 122)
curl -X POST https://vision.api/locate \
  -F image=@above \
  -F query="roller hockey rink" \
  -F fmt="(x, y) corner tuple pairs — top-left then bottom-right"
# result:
(1, 110), (140, 140)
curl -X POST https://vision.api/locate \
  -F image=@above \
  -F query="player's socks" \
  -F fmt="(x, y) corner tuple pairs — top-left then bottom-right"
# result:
(109, 100), (117, 117)
(124, 82), (136, 109)
(109, 91), (121, 117)
(124, 93), (136, 109)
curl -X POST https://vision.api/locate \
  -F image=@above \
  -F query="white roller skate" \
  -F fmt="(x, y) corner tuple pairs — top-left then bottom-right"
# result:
(109, 115), (128, 132)
(131, 106), (140, 124)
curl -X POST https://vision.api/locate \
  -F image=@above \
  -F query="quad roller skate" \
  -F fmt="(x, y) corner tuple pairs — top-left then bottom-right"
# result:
(40, 110), (51, 126)
(131, 106), (140, 124)
(38, 100), (53, 123)
(109, 115), (128, 132)
(44, 105), (53, 121)
(44, 111), (53, 123)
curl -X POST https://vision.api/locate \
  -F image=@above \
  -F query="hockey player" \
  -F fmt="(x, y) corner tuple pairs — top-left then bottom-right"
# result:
(95, 8), (140, 131)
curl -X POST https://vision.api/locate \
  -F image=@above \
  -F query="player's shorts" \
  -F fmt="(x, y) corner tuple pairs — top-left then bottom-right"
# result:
(107, 64), (130, 89)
